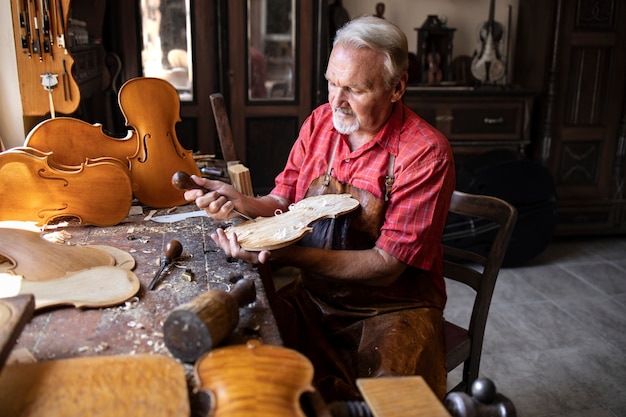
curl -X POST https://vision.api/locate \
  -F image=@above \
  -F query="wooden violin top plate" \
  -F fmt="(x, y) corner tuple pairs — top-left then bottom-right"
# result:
(225, 194), (360, 251)
(0, 228), (116, 281)
(0, 266), (140, 310)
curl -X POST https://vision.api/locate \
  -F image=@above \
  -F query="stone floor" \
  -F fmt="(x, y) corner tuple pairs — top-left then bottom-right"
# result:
(272, 235), (626, 416)
(445, 236), (626, 417)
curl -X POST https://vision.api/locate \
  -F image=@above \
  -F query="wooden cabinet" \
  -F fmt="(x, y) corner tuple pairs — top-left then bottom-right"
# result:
(403, 89), (534, 162)
(515, 0), (626, 235)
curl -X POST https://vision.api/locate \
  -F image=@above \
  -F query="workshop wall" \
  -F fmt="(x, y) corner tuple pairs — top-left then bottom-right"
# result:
(0, 0), (519, 150)
(341, 0), (519, 77)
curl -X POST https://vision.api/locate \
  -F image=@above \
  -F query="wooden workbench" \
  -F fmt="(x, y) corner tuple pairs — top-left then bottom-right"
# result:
(8, 203), (282, 410)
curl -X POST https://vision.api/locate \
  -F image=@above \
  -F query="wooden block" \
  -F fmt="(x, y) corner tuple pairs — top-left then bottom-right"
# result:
(0, 294), (35, 371)
(0, 355), (190, 417)
(228, 163), (255, 196)
(357, 376), (451, 417)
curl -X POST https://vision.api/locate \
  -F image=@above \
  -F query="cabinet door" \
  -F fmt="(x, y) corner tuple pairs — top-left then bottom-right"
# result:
(544, 0), (626, 233)
(227, 0), (315, 194)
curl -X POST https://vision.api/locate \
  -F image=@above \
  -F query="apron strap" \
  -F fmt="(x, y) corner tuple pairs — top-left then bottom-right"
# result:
(385, 154), (395, 201)
(322, 135), (395, 201)
(323, 136), (341, 186)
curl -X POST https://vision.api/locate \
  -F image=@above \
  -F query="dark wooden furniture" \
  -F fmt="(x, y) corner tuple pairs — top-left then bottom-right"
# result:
(403, 88), (534, 163)
(515, 0), (626, 235)
(443, 190), (518, 393)
(415, 15), (456, 84)
(12, 206), (281, 368)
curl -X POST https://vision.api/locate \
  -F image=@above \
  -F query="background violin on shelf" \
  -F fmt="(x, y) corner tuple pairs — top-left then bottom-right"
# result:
(470, 0), (507, 84)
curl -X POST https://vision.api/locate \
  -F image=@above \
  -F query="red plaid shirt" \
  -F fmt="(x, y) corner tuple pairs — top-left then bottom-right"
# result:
(272, 102), (455, 292)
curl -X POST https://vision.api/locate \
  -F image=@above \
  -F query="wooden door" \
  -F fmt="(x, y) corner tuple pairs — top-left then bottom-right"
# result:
(226, 0), (317, 194)
(516, 0), (626, 234)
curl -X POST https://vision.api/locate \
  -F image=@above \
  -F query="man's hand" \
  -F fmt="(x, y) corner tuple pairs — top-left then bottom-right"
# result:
(210, 228), (272, 264)
(183, 175), (245, 221)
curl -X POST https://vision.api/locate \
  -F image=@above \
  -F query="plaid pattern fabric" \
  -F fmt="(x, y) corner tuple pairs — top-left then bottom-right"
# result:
(272, 102), (455, 280)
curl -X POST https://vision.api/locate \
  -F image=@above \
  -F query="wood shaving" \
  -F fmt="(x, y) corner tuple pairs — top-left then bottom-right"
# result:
(144, 209), (157, 221)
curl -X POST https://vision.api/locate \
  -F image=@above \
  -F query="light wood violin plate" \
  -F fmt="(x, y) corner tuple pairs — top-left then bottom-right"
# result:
(0, 228), (117, 281)
(0, 266), (140, 310)
(0, 355), (190, 417)
(225, 194), (359, 251)
(0, 228), (139, 310)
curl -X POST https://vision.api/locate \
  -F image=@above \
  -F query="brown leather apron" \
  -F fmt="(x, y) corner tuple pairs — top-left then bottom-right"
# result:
(272, 143), (447, 402)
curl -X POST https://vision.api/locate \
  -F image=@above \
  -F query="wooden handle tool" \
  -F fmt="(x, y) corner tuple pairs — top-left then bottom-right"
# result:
(171, 171), (255, 222)
(147, 240), (183, 290)
(163, 277), (256, 363)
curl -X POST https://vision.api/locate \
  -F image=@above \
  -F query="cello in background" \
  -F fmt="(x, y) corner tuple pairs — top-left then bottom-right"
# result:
(119, 77), (201, 208)
(470, 0), (506, 84)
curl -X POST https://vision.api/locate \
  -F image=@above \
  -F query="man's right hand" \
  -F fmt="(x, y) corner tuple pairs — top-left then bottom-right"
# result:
(183, 175), (245, 221)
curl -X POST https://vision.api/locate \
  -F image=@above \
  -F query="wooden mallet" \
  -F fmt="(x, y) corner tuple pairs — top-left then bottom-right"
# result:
(163, 277), (256, 363)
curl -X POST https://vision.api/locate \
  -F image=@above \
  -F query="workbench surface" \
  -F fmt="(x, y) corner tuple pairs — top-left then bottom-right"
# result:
(12, 203), (282, 363)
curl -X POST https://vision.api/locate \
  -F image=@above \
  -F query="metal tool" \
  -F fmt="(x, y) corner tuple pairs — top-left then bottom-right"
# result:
(62, 59), (70, 101)
(150, 210), (209, 223)
(148, 240), (183, 290)
(171, 171), (255, 222)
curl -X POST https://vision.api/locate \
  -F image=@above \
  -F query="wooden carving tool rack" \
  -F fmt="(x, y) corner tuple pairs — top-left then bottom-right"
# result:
(10, 0), (80, 116)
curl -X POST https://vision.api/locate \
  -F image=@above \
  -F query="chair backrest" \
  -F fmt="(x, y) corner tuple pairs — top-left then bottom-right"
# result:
(443, 190), (518, 393)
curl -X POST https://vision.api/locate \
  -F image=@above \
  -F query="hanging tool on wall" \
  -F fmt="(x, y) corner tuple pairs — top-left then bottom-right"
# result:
(11, 0), (79, 115)
(40, 0), (52, 58)
(28, 0), (42, 61)
(41, 73), (58, 118)
(55, 0), (67, 52)
(16, 0), (29, 53)
(62, 58), (70, 101)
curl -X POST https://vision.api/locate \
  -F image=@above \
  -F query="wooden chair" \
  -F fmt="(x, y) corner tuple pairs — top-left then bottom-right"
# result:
(443, 190), (518, 393)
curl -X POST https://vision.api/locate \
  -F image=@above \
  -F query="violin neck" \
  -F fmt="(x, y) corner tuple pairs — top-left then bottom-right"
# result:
(488, 0), (496, 32)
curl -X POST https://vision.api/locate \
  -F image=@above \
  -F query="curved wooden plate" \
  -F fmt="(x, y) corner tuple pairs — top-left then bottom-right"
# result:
(0, 228), (115, 281)
(0, 266), (140, 310)
(225, 194), (359, 251)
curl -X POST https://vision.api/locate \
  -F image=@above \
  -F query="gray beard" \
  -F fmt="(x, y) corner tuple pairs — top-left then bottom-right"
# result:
(332, 108), (359, 135)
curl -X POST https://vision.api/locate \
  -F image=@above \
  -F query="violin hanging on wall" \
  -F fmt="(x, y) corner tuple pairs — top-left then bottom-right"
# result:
(10, 0), (80, 116)
(470, 0), (506, 84)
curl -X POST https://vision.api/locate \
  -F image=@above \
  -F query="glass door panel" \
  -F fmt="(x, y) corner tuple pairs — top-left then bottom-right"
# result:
(139, 0), (193, 101)
(247, 0), (296, 101)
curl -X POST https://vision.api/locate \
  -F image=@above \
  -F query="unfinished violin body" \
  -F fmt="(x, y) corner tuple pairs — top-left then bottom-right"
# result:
(119, 77), (201, 208)
(194, 340), (315, 417)
(25, 117), (138, 167)
(0, 147), (132, 226)
(25, 77), (201, 208)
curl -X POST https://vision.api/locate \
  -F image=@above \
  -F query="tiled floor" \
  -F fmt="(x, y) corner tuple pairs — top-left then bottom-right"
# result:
(444, 236), (626, 417)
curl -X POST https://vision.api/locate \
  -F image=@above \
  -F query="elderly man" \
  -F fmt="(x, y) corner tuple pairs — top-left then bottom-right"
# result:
(185, 15), (455, 402)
